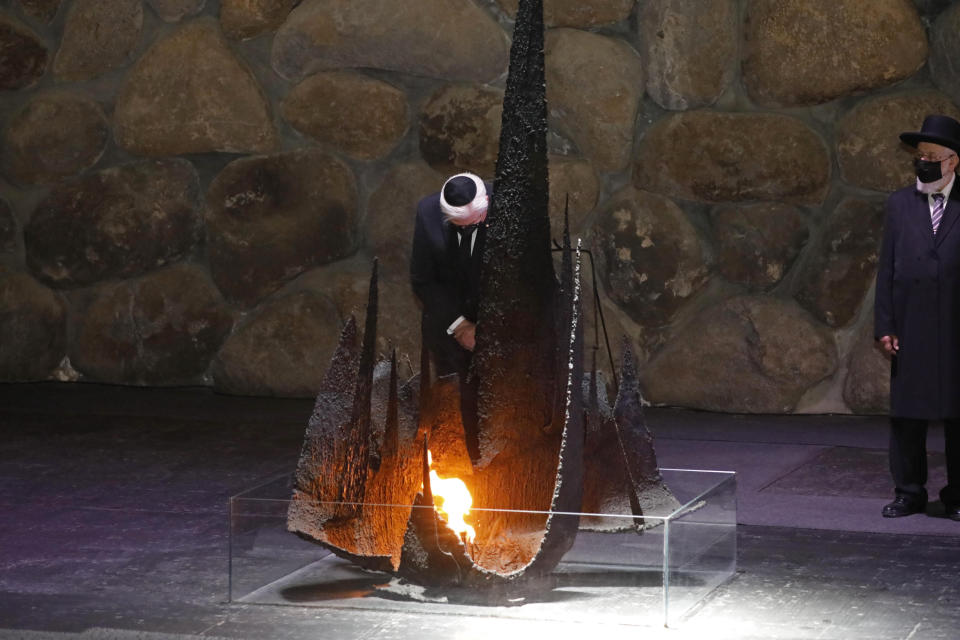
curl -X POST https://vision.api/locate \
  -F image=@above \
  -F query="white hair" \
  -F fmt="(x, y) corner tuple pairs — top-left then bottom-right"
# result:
(439, 173), (489, 226)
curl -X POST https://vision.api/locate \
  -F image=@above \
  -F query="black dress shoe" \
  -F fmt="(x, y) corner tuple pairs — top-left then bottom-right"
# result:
(944, 503), (960, 521)
(882, 495), (926, 518)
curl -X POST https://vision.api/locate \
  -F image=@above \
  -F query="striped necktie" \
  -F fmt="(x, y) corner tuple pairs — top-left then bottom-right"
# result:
(932, 193), (945, 235)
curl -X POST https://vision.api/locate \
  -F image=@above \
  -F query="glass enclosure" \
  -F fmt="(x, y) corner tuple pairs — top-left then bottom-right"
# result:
(229, 468), (736, 628)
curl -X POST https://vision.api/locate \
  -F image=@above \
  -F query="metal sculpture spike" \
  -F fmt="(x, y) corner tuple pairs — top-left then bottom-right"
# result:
(550, 195), (574, 435)
(287, 0), (679, 595)
(611, 338), (679, 521)
(288, 262), (422, 573)
(471, 0), (556, 467)
(340, 258), (378, 503)
(383, 349), (400, 461)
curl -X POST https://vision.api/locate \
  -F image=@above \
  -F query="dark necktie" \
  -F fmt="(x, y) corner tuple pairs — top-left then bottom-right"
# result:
(457, 224), (475, 257)
(932, 193), (945, 235)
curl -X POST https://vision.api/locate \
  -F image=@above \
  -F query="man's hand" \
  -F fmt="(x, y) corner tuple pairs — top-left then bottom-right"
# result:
(879, 334), (899, 355)
(453, 320), (476, 352)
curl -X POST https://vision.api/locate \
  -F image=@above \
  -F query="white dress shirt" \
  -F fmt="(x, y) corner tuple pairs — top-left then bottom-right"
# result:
(927, 173), (955, 217)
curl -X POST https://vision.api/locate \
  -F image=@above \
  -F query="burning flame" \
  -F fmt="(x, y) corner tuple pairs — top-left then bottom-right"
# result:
(426, 450), (476, 543)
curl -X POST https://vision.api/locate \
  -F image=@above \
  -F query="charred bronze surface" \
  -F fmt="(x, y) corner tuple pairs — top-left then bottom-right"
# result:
(287, 0), (677, 592)
(580, 339), (681, 531)
(340, 258), (378, 508)
(288, 266), (423, 573)
(472, 0), (555, 469)
(612, 340), (679, 520)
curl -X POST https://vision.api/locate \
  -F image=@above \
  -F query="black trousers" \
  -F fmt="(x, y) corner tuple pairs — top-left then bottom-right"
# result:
(889, 417), (960, 505)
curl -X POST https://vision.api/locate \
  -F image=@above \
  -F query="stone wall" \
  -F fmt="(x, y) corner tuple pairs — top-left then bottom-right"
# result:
(1, 0), (955, 413)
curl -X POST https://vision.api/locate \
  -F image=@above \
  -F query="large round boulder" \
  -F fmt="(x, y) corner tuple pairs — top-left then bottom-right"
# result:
(272, 0), (509, 83)
(71, 265), (233, 385)
(286, 259), (422, 370)
(211, 291), (342, 397)
(419, 84), (503, 176)
(929, 3), (960, 109)
(641, 296), (838, 413)
(25, 159), (202, 288)
(221, 0), (298, 40)
(283, 71), (408, 161)
(843, 322), (891, 415)
(545, 29), (644, 172)
(593, 187), (709, 330)
(837, 90), (960, 193)
(24, 159), (200, 287)
(743, 0), (927, 107)
(640, 0), (737, 110)
(114, 17), (277, 156)
(0, 16), (47, 90)
(366, 161), (445, 275)
(548, 155), (600, 236)
(495, 0), (633, 27)
(635, 111), (831, 204)
(53, 0), (142, 82)
(795, 197), (885, 328)
(2, 91), (109, 186)
(0, 271), (66, 381)
(711, 202), (809, 291)
(205, 148), (360, 307)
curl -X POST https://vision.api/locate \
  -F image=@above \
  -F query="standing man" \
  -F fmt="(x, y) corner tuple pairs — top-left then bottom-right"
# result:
(410, 173), (490, 462)
(410, 172), (490, 375)
(875, 114), (960, 521)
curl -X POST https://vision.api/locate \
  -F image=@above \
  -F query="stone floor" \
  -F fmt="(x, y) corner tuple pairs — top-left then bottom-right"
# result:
(1, 382), (958, 640)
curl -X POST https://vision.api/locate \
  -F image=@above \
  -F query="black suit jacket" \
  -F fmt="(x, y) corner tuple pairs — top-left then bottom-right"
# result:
(410, 185), (489, 375)
(875, 184), (960, 419)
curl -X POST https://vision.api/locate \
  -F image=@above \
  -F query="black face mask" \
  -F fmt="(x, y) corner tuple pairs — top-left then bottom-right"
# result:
(915, 157), (944, 184)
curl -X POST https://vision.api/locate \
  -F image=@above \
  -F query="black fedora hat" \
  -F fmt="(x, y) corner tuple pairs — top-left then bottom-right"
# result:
(900, 114), (960, 154)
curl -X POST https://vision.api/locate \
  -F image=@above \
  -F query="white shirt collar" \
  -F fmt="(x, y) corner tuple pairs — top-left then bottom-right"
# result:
(930, 173), (956, 203)
(454, 226), (478, 253)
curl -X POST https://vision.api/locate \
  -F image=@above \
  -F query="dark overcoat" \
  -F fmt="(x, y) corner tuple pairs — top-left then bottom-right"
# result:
(409, 187), (488, 375)
(875, 184), (960, 419)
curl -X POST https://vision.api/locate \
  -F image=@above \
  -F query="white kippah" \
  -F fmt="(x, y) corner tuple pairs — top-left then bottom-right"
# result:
(439, 173), (489, 226)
